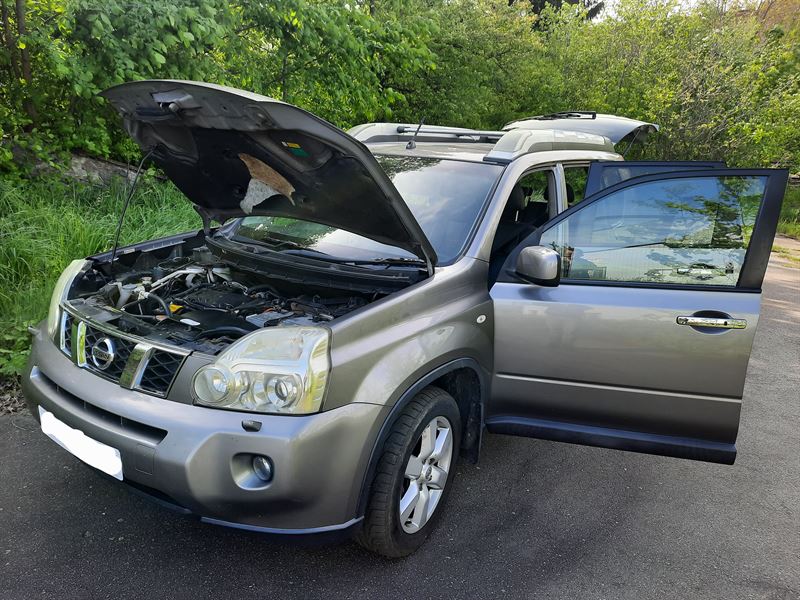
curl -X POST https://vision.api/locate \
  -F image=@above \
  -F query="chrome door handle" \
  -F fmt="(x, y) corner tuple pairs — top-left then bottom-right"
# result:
(676, 316), (747, 329)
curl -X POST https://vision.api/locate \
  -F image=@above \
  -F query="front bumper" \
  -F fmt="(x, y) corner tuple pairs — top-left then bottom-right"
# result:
(23, 326), (387, 533)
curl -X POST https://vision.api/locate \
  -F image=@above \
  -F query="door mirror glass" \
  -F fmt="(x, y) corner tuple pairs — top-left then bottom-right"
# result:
(516, 246), (561, 287)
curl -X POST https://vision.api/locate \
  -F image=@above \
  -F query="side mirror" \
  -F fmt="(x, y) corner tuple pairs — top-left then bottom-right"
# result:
(515, 246), (561, 287)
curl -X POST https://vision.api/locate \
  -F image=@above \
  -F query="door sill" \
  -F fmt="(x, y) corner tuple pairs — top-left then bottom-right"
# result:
(484, 416), (736, 465)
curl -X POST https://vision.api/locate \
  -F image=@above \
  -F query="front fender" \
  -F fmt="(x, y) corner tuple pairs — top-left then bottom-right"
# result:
(324, 259), (493, 411)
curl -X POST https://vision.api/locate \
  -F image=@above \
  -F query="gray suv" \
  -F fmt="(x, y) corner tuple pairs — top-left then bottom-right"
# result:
(22, 81), (787, 557)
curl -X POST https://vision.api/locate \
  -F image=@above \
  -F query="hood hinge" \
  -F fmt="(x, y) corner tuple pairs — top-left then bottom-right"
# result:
(194, 205), (216, 236)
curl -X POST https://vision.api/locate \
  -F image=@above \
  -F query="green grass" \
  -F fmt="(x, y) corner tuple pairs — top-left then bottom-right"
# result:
(0, 175), (198, 375)
(772, 246), (800, 266)
(777, 186), (800, 239)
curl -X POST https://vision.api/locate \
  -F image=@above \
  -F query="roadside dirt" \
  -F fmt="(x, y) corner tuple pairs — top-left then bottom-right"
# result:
(0, 376), (25, 415)
(773, 235), (800, 268)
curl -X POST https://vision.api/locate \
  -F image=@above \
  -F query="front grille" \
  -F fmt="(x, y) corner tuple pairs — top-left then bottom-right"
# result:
(139, 350), (185, 395)
(61, 310), (186, 398)
(83, 324), (137, 382)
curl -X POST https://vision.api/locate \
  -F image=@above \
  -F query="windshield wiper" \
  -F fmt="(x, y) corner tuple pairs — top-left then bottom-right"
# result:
(280, 250), (425, 268)
(230, 234), (307, 250)
(229, 235), (424, 268)
(351, 257), (426, 266)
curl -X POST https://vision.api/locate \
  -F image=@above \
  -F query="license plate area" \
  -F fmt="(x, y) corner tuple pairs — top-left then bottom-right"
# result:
(38, 406), (123, 480)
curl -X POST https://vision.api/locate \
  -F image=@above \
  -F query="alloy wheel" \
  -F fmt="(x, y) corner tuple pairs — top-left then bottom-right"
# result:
(399, 416), (454, 533)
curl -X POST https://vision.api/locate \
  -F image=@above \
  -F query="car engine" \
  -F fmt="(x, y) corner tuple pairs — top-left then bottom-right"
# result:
(68, 246), (368, 355)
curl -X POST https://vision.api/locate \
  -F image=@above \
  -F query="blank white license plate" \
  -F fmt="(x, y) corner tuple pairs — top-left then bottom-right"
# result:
(39, 406), (123, 480)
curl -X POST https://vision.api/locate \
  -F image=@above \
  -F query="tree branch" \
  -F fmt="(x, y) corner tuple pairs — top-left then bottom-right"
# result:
(14, 0), (36, 123)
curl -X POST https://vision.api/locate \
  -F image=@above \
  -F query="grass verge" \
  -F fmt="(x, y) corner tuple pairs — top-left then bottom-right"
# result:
(0, 175), (198, 375)
(777, 186), (800, 239)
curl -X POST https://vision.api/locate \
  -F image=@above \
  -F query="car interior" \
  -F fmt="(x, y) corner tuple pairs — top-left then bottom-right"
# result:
(488, 170), (557, 283)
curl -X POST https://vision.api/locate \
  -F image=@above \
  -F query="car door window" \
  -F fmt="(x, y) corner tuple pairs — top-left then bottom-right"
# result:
(539, 174), (766, 286)
(584, 161), (726, 197)
(563, 165), (589, 207)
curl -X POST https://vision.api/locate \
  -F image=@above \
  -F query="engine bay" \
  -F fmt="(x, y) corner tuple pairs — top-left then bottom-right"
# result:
(67, 244), (371, 355)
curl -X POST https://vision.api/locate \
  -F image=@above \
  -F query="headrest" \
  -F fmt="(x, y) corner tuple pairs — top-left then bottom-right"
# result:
(542, 182), (575, 204)
(506, 184), (526, 212)
(565, 182), (575, 204)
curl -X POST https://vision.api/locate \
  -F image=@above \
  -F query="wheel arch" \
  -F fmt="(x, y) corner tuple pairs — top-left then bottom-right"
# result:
(355, 358), (488, 517)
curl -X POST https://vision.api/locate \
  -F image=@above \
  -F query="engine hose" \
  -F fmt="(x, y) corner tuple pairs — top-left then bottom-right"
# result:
(121, 292), (172, 316)
(173, 282), (214, 298)
(149, 293), (172, 317)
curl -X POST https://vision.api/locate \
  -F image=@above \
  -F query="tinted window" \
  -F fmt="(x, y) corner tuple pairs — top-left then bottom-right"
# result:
(585, 162), (725, 196)
(539, 176), (766, 286)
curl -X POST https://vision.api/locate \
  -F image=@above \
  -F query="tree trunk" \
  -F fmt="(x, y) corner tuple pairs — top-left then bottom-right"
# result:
(280, 46), (289, 102)
(14, 0), (36, 123)
(1, 0), (19, 79)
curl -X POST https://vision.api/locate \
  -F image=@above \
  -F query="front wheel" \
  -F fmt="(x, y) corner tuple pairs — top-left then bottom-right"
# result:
(356, 386), (461, 557)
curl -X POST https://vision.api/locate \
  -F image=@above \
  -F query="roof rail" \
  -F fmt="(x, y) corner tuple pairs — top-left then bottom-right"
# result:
(348, 122), (504, 145)
(394, 125), (504, 140)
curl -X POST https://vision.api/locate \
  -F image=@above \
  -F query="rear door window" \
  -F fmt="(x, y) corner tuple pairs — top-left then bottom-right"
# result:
(584, 161), (726, 197)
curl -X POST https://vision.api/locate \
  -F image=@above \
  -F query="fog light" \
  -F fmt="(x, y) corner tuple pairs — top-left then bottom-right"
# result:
(252, 455), (273, 482)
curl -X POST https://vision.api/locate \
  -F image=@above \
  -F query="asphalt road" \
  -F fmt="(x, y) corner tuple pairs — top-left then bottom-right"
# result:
(2, 259), (798, 600)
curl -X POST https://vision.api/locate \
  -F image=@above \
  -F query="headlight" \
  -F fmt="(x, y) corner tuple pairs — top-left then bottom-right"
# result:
(46, 259), (89, 342)
(192, 326), (330, 415)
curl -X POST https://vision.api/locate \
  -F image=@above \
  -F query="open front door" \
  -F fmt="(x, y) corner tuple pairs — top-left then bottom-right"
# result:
(488, 168), (788, 464)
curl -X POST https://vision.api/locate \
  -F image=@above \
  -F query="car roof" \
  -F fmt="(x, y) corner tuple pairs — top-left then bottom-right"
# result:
(366, 142), (622, 166)
(350, 115), (656, 164)
(366, 142), (497, 163)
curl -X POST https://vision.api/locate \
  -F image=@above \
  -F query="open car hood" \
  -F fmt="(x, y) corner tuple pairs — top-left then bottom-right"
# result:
(502, 112), (659, 145)
(101, 80), (437, 266)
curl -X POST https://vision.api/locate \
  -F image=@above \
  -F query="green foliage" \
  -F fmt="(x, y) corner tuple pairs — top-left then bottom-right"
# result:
(390, 0), (543, 128)
(1, 0), (798, 170)
(226, 0), (435, 124)
(0, 0), (232, 165)
(521, 0), (800, 169)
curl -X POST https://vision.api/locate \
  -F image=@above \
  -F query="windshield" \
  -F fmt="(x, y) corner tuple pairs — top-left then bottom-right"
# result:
(230, 156), (503, 264)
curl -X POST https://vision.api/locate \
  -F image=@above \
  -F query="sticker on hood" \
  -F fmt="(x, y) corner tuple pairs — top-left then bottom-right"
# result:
(238, 153), (296, 213)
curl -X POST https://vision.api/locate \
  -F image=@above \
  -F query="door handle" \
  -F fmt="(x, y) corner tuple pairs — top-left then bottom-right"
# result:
(676, 315), (747, 329)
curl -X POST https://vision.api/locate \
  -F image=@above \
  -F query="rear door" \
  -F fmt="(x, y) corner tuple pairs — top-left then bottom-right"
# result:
(489, 168), (788, 464)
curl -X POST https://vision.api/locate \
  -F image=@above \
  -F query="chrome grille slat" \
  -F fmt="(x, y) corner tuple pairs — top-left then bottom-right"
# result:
(139, 351), (185, 395)
(61, 313), (73, 355)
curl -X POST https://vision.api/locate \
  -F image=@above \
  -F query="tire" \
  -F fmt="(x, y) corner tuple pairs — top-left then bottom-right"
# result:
(356, 386), (461, 558)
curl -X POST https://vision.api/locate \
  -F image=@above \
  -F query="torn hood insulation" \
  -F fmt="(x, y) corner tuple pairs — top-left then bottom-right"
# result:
(101, 80), (437, 265)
